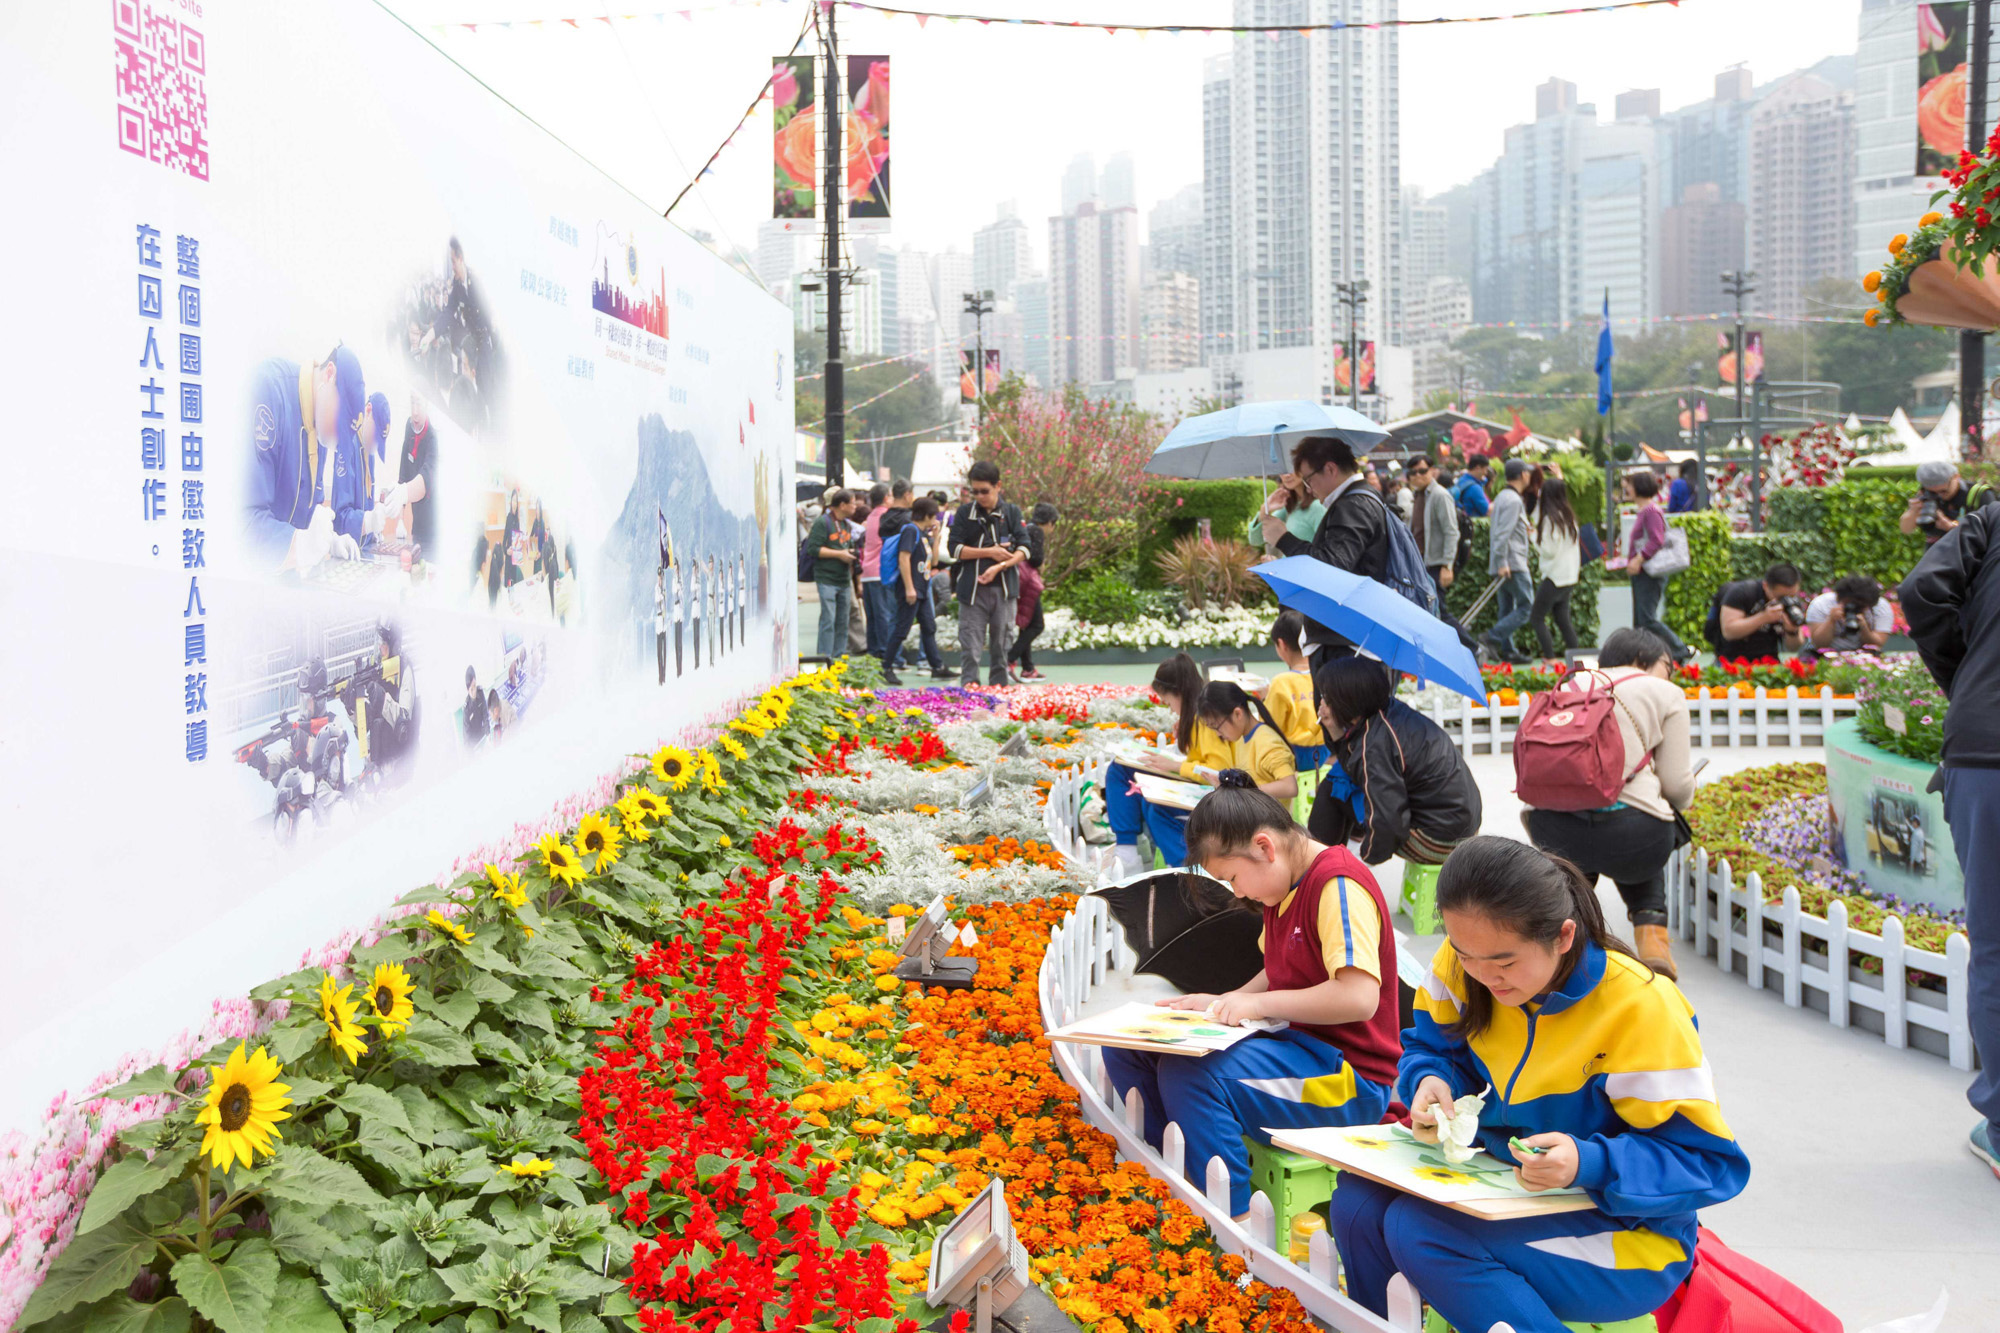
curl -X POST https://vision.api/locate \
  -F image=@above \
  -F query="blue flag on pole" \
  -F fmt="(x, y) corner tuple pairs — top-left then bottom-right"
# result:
(1595, 289), (1614, 415)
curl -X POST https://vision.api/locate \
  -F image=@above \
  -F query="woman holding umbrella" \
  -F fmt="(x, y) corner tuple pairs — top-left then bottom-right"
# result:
(1259, 436), (1394, 657)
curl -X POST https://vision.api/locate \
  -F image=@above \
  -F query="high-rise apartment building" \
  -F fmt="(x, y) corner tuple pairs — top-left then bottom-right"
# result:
(932, 248), (976, 408)
(1661, 183), (1747, 317)
(1015, 276), (1053, 387)
(1148, 183), (1204, 280)
(1048, 201), (1141, 385)
(1749, 73), (1855, 318)
(1404, 190), (1450, 294)
(755, 218), (812, 298)
(1061, 153), (1097, 214)
(1201, 0), (1402, 404)
(1101, 151), (1138, 210)
(973, 202), (1035, 301)
(1411, 275), (1473, 402)
(1140, 271), (1201, 374)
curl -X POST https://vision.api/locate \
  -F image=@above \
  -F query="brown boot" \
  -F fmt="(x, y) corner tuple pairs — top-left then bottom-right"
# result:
(1635, 924), (1678, 980)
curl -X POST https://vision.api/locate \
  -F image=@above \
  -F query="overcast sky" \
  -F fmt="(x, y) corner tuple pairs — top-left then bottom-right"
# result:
(389, 0), (1867, 263)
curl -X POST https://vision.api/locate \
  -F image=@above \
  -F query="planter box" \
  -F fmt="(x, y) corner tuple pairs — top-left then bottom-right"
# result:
(1823, 718), (1963, 916)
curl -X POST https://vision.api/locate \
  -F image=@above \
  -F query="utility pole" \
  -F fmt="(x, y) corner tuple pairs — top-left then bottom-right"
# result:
(963, 289), (995, 432)
(1965, 0), (1992, 461)
(1721, 269), (1758, 525)
(820, 2), (845, 490)
(1334, 280), (1369, 411)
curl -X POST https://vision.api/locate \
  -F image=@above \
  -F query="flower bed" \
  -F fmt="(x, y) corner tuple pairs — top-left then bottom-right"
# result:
(1036, 604), (1279, 653)
(1684, 763), (1961, 951)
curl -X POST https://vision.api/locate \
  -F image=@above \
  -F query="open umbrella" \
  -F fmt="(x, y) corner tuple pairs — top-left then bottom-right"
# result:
(1254, 555), (1485, 702)
(1145, 400), (1389, 480)
(1091, 869), (1265, 995)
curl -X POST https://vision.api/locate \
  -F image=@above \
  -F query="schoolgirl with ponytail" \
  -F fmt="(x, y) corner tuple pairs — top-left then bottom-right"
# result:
(1105, 653), (1234, 873)
(1329, 836), (1750, 1332)
(1193, 681), (1298, 801)
(1101, 771), (1403, 1222)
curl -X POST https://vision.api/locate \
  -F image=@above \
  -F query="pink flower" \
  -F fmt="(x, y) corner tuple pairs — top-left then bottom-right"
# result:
(771, 61), (799, 110)
(1919, 3), (1951, 52)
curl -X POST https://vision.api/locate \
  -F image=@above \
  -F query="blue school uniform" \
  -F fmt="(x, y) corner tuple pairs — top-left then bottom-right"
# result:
(244, 358), (325, 567)
(1331, 939), (1748, 1333)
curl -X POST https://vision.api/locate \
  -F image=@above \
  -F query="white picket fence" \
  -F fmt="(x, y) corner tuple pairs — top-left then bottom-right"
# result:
(1037, 893), (1424, 1332)
(1668, 846), (1975, 1070)
(1042, 758), (1114, 878)
(1423, 685), (1858, 756)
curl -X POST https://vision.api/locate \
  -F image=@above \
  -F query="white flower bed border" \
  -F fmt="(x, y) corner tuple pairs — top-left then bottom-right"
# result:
(1409, 685), (1859, 754)
(1036, 605), (1281, 653)
(1667, 846), (1975, 1069)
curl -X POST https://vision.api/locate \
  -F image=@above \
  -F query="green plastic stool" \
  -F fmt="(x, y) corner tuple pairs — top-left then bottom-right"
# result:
(1424, 1313), (1656, 1333)
(1399, 860), (1443, 935)
(1290, 765), (1326, 826)
(1242, 1137), (1337, 1242)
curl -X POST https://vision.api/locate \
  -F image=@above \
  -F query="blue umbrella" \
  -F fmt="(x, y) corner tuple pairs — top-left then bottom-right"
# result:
(1145, 400), (1389, 479)
(1253, 556), (1485, 702)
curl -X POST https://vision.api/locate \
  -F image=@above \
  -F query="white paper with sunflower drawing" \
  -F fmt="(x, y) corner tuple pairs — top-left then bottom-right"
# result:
(1266, 1123), (1593, 1220)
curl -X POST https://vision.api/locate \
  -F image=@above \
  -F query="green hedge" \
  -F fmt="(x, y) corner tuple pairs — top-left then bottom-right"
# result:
(1663, 511), (1733, 649)
(1445, 519), (1603, 653)
(1732, 533), (1835, 595)
(1819, 475), (1928, 586)
(1767, 486), (1826, 534)
(1134, 479), (1269, 586)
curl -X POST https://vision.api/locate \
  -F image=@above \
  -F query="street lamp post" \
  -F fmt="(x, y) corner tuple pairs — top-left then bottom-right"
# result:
(1335, 280), (1370, 412)
(1720, 269), (1758, 525)
(963, 289), (995, 432)
(1964, 0), (1992, 461)
(820, 3), (846, 490)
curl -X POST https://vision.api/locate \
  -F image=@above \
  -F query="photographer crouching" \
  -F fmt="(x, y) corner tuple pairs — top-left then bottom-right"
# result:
(1703, 561), (1806, 660)
(1900, 461), (1994, 548)
(1803, 574), (1894, 658)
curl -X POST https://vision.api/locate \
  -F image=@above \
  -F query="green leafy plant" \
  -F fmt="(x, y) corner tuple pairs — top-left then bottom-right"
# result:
(1151, 535), (1263, 611)
(1660, 511), (1733, 649)
(1134, 480), (1268, 586)
(1853, 654), (1948, 764)
(1817, 474), (1929, 586)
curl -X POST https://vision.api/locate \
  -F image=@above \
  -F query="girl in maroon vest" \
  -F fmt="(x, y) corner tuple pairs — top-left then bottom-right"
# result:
(1100, 772), (1404, 1219)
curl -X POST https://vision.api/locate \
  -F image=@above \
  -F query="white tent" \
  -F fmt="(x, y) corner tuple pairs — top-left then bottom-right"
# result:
(1889, 407), (1929, 453)
(1860, 403), (1957, 468)
(1920, 401), (1961, 455)
(1843, 412), (1865, 436)
(910, 440), (974, 492)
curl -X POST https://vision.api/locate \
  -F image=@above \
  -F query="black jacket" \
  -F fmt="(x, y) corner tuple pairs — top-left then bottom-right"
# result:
(1308, 700), (1484, 864)
(1901, 504), (2000, 768)
(947, 500), (1029, 603)
(1274, 481), (1394, 648)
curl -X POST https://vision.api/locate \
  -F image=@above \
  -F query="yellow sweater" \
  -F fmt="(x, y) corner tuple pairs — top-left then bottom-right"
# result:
(1265, 671), (1321, 749)
(1176, 720), (1233, 781)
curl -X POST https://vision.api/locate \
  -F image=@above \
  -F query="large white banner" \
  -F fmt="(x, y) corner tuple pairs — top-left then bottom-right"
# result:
(0, 1), (797, 1133)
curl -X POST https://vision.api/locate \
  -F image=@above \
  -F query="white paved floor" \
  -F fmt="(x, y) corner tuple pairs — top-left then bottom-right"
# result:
(1371, 745), (1999, 1331)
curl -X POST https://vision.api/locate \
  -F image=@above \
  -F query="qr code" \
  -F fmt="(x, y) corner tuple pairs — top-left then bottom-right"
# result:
(113, 0), (208, 181)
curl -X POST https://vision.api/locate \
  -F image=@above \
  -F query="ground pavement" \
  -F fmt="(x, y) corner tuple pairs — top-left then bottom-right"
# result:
(1041, 661), (1996, 1329)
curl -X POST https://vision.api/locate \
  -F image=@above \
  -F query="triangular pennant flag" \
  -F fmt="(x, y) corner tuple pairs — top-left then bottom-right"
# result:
(915, 12), (927, 25)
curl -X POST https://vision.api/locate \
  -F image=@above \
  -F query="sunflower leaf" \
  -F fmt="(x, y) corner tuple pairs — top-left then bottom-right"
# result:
(399, 1016), (478, 1069)
(169, 1238), (278, 1333)
(66, 1296), (193, 1333)
(15, 1216), (158, 1326)
(78, 1145), (194, 1233)
(246, 968), (319, 1004)
(464, 970), (518, 1005)
(336, 1082), (415, 1138)
(498, 992), (556, 1035)
(429, 989), (482, 1031)
(95, 1064), (182, 1101)
(263, 1145), (383, 1210)
(265, 1198), (345, 1265)
(267, 1271), (344, 1333)
(265, 1021), (321, 1067)
(470, 1023), (527, 1066)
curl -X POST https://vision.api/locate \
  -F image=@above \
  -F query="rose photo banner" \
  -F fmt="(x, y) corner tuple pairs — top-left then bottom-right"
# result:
(773, 52), (818, 218)
(1916, 2), (1970, 177)
(0, 0), (796, 1135)
(847, 53), (891, 221)
(1718, 329), (1765, 386)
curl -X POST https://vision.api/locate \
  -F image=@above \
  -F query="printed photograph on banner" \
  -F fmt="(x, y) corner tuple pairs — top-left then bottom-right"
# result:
(472, 479), (578, 626)
(457, 627), (553, 750)
(773, 54), (817, 219)
(1334, 340), (1377, 395)
(219, 609), (422, 846)
(395, 236), (506, 437)
(1718, 330), (1765, 386)
(959, 348), (999, 403)
(847, 54), (890, 221)
(1915, 3), (1970, 177)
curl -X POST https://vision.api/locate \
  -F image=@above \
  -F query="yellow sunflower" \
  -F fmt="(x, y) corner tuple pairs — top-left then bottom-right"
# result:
(628, 789), (670, 823)
(575, 811), (624, 871)
(1411, 1165), (1479, 1187)
(720, 736), (748, 762)
(499, 1157), (554, 1178)
(426, 909), (473, 945)
(535, 832), (585, 887)
(651, 745), (697, 792)
(614, 792), (653, 842)
(699, 751), (726, 793)
(196, 1044), (291, 1172)
(317, 974), (369, 1064)
(365, 963), (416, 1036)
(486, 864), (527, 910)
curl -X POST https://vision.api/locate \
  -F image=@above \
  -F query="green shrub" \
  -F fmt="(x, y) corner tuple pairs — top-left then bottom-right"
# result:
(1445, 519), (1603, 654)
(1657, 511), (1733, 648)
(1134, 480), (1268, 586)
(1819, 475), (1928, 586)
(1732, 532), (1835, 594)
(1767, 486), (1826, 534)
(1047, 566), (1147, 622)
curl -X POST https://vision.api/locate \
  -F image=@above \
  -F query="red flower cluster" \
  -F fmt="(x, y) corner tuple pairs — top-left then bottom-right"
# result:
(1010, 697), (1090, 727)
(577, 842), (911, 1333)
(876, 729), (952, 769)
(751, 817), (884, 876)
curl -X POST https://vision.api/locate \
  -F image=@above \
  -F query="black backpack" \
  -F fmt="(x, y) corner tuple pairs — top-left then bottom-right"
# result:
(797, 522), (819, 582)
(1702, 585), (1729, 654)
(1452, 507), (1475, 574)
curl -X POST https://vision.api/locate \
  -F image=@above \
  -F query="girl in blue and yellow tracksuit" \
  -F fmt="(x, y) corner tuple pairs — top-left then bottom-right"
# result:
(1330, 836), (1749, 1333)
(1107, 654), (1233, 871)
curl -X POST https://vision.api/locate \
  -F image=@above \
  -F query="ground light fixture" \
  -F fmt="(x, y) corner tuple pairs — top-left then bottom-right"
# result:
(925, 1179), (1031, 1333)
(894, 894), (980, 990)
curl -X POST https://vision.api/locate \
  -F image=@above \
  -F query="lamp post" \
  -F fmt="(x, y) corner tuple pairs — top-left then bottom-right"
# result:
(819, 3), (846, 490)
(1720, 270), (1759, 525)
(963, 288), (995, 431)
(1964, 0), (1992, 461)
(1336, 278), (1368, 408)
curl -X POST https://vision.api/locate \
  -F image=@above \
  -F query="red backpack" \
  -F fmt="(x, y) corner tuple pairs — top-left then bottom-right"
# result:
(1512, 669), (1650, 811)
(1653, 1228), (1844, 1333)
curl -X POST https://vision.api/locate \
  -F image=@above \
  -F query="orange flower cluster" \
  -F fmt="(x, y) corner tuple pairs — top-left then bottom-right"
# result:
(948, 835), (1067, 873)
(794, 898), (1319, 1333)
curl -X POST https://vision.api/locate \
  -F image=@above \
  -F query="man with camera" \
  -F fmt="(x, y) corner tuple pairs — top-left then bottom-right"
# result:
(1900, 461), (1995, 548)
(1803, 575), (1894, 655)
(1703, 561), (1806, 660)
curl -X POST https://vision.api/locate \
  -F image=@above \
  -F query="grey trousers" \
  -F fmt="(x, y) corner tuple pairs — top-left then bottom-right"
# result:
(958, 582), (1017, 686)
